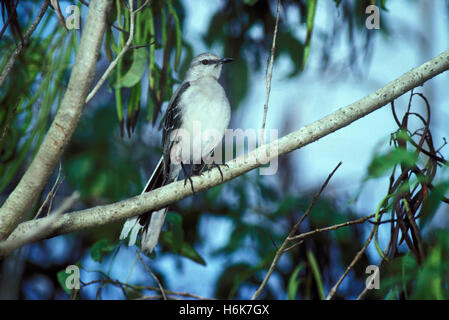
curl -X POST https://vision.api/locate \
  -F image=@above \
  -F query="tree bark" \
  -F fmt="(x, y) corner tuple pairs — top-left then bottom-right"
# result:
(0, 1), (112, 240)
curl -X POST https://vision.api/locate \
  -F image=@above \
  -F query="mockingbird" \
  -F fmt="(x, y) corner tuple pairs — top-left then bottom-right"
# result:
(120, 52), (233, 253)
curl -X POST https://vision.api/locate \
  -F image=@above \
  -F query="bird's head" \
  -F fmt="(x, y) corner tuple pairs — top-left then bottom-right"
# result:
(184, 52), (234, 81)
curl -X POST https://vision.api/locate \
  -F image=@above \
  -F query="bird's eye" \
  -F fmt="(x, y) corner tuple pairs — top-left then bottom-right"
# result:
(201, 59), (209, 65)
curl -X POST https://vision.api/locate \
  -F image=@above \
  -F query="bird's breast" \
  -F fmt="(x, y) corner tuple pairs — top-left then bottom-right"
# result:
(180, 79), (231, 137)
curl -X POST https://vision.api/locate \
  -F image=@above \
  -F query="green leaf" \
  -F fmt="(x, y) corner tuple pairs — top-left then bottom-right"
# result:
(165, 212), (184, 249)
(307, 251), (325, 299)
(167, 1), (182, 70)
(160, 232), (206, 265)
(113, 48), (148, 88)
(90, 239), (116, 263)
(57, 263), (81, 296)
(57, 269), (72, 295)
(160, 231), (179, 251)
(179, 242), (207, 266)
(420, 181), (449, 229)
(303, 0), (317, 68)
(368, 148), (418, 178)
(287, 263), (305, 300)
(159, 212), (206, 265)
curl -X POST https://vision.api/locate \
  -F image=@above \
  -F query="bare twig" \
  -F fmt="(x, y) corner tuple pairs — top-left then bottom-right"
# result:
(34, 163), (64, 219)
(135, 249), (167, 300)
(50, 0), (67, 30)
(326, 222), (379, 300)
(284, 213), (376, 252)
(130, 41), (156, 50)
(135, 0), (151, 13)
(260, 0), (281, 145)
(85, 0), (150, 104)
(356, 240), (391, 300)
(0, 105), (18, 146)
(0, 0), (51, 88)
(81, 278), (211, 300)
(139, 291), (211, 300)
(251, 162), (342, 300)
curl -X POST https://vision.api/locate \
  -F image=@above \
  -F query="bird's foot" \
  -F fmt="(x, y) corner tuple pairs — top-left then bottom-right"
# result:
(208, 161), (228, 182)
(181, 162), (195, 193)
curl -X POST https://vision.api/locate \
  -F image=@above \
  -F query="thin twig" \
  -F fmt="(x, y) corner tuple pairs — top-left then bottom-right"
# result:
(81, 278), (211, 300)
(85, 0), (139, 104)
(260, 0), (281, 145)
(326, 222), (379, 300)
(110, 23), (130, 35)
(284, 213), (376, 252)
(135, 0), (151, 13)
(130, 40), (156, 50)
(34, 162), (64, 219)
(138, 291), (211, 300)
(251, 161), (342, 300)
(356, 240), (391, 300)
(135, 249), (167, 300)
(46, 175), (65, 216)
(0, 0), (50, 88)
(0, 105), (18, 146)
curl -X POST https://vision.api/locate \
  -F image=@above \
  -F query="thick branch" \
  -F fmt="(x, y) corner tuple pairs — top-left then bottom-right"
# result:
(0, 1), (112, 240)
(3, 49), (449, 251)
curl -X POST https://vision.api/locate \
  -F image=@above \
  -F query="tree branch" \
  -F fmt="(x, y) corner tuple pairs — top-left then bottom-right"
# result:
(283, 213), (376, 252)
(326, 223), (379, 300)
(0, 1), (112, 240)
(85, 0), (139, 104)
(251, 161), (342, 300)
(260, 0), (281, 144)
(135, 249), (167, 300)
(0, 191), (80, 256)
(2, 49), (449, 253)
(0, 0), (51, 88)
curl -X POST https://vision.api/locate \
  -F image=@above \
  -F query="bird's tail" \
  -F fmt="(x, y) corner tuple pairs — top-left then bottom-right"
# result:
(140, 207), (168, 253)
(119, 156), (167, 253)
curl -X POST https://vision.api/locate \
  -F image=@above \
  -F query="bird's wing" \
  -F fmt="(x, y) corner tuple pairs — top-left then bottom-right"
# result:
(120, 82), (190, 250)
(161, 81), (190, 181)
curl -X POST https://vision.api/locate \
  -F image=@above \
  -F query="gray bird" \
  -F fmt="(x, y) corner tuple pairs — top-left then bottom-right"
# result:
(120, 52), (233, 253)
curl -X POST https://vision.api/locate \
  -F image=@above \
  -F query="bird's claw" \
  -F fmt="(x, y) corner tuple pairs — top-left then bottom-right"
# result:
(209, 161), (228, 182)
(181, 162), (196, 193)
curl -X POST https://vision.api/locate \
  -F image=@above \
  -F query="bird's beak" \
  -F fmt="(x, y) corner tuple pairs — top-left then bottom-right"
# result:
(219, 58), (234, 64)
